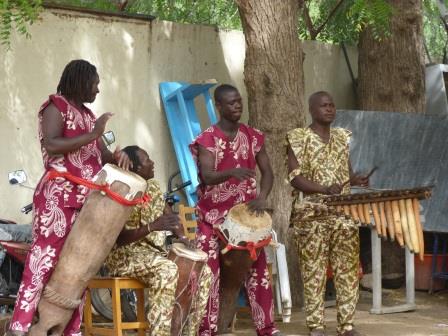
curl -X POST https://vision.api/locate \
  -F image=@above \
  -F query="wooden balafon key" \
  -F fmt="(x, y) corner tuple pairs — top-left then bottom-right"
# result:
(321, 186), (431, 261)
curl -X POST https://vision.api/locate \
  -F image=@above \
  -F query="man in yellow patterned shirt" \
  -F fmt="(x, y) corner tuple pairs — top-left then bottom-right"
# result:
(286, 92), (369, 336)
(106, 146), (212, 336)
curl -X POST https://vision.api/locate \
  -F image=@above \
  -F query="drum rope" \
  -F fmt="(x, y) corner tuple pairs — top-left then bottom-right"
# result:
(46, 169), (151, 206)
(43, 285), (81, 310)
(214, 229), (271, 260)
(173, 259), (204, 335)
(173, 302), (183, 335)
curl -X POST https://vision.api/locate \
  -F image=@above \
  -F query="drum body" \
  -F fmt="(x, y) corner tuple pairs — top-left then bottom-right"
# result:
(29, 164), (147, 336)
(216, 204), (272, 334)
(167, 242), (208, 336)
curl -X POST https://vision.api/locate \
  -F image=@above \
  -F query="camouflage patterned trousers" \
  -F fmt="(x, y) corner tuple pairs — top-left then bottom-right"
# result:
(294, 216), (359, 334)
(109, 249), (212, 336)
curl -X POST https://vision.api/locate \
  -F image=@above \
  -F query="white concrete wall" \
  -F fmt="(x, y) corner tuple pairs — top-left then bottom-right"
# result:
(302, 40), (357, 117)
(0, 7), (357, 223)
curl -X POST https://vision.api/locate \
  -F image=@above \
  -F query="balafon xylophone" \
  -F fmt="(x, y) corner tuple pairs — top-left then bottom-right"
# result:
(296, 187), (432, 261)
(326, 187), (431, 261)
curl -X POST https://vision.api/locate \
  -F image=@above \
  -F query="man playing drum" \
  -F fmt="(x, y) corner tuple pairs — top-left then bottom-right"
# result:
(286, 91), (369, 336)
(190, 84), (282, 336)
(7, 60), (131, 336)
(105, 146), (212, 336)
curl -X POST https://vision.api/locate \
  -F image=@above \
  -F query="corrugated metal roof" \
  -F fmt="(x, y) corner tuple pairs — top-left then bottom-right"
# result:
(335, 110), (448, 233)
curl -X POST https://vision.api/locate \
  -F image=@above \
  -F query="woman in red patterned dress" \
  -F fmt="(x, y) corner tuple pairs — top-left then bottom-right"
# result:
(7, 60), (131, 336)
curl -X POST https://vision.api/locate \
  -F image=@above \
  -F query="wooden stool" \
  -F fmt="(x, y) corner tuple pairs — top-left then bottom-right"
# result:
(84, 277), (148, 336)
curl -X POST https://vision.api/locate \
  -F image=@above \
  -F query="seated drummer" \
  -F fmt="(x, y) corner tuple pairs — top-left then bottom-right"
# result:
(105, 145), (212, 336)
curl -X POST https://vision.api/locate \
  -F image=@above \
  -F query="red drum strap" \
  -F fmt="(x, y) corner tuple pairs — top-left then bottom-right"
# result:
(47, 169), (151, 206)
(214, 228), (271, 260)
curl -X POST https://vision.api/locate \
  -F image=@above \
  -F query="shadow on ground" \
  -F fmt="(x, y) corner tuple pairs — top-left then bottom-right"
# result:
(233, 289), (448, 336)
(0, 288), (446, 335)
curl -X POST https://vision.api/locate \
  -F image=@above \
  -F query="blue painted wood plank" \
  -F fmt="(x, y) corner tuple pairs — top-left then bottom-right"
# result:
(159, 81), (218, 206)
(203, 90), (218, 125)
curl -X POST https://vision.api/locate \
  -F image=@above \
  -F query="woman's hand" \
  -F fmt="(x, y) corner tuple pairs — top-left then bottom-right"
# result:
(149, 214), (182, 232)
(113, 146), (132, 170)
(93, 112), (114, 138)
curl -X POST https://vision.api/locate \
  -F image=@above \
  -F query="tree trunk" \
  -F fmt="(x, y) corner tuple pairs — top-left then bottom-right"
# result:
(358, 0), (425, 113)
(358, 0), (425, 283)
(235, 0), (306, 306)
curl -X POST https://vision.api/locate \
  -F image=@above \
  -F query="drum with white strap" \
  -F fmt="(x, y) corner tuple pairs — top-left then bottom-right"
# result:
(29, 164), (147, 336)
(215, 203), (272, 335)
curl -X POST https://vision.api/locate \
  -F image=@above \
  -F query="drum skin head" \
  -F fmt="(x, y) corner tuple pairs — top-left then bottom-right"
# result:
(228, 203), (272, 229)
(94, 164), (147, 201)
(219, 203), (272, 246)
(171, 242), (208, 261)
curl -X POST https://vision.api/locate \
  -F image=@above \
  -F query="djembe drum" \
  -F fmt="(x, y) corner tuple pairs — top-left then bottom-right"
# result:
(215, 203), (272, 334)
(167, 242), (208, 336)
(29, 164), (148, 336)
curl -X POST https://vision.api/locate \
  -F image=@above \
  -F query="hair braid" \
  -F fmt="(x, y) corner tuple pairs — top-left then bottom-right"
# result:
(57, 60), (97, 102)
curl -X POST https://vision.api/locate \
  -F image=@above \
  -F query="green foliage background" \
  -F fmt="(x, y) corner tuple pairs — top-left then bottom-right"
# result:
(0, 0), (42, 47)
(2, 0), (448, 64)
(423, 0), (448, 63)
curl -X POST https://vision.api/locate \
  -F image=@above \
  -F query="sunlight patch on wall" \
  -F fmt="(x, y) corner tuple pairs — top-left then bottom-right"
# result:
(135, 119), (155, 151)
(160, 20), (173, 39)
(122, 30), (135, 59)
(218, 30), (245, 76)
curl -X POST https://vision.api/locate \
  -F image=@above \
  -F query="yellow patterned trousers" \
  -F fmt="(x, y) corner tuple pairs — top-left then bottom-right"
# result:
(109, 249), (212, 336)
(294, 216), (359, 334)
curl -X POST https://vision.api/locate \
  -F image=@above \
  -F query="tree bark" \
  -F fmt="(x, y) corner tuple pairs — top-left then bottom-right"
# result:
(358, 0), (425, 283)
(358, 0), (425, 113)
(235, 0), (306, 306)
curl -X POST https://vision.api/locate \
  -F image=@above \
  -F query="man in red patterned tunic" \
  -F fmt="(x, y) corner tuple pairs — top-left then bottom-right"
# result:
(190, 84), (281, 336)
(7, 60), (131, 336)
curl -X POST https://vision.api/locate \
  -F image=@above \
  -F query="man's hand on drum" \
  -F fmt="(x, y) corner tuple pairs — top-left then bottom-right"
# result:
(247, 197), (267, 216)
(230, 168), (256, 181)
(113, 146), (133, 171)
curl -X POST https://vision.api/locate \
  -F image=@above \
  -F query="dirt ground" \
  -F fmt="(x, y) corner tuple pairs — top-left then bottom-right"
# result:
(0, 288), (446, 335)
(232, 289), (448, 336)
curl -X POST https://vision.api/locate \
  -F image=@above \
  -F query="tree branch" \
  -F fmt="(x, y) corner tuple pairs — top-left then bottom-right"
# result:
(302, 2), (316, 39)
(313, 0), (346, 38)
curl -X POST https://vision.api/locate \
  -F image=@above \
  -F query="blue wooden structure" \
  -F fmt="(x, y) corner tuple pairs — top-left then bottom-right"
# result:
(159, 80), (218, 206)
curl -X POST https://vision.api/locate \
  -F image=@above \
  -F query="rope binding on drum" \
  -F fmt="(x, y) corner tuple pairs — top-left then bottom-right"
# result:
(47, 170), (151, 206)
(214, 229), (272, 260)
(43, 285), (81, 310)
